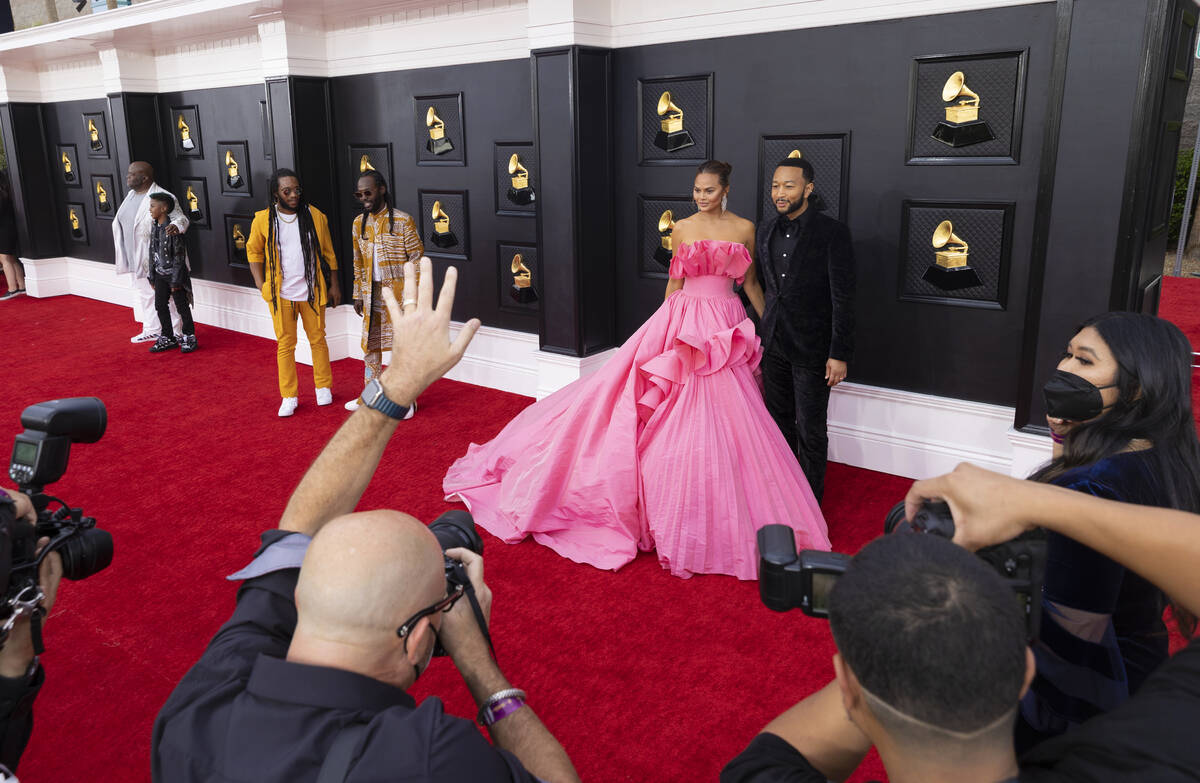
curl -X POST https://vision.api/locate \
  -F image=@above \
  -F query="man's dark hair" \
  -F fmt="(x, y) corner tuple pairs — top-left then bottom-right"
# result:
(149, 192), (175, 213)
(828, 534), (1026, 735)
(264, 167), (324, 312)
(775, 157), (815, 183)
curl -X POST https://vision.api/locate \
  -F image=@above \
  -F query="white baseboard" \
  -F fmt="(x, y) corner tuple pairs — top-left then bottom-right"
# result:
(22, 256), (1050, 478)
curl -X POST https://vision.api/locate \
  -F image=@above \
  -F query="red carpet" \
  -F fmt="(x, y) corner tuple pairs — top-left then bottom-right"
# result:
(1, 293), (898, 781)
(2, 277), (1197, 781)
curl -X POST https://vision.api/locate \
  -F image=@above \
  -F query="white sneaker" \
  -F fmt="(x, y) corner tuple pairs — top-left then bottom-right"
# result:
(344, 398), (360, 411)
(131, 331), (159, 344)
(315, 387), (333, 406)
(278, 397), (299, 417)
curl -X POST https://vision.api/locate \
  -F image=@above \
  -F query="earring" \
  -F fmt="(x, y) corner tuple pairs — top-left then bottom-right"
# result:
(721, 195), (728, 213)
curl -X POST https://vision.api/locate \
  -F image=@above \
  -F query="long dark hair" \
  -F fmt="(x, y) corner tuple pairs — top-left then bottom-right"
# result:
(1031, 312), (1200, 634)
(264, 167), (323, 311)
(357, 170), (395, 239)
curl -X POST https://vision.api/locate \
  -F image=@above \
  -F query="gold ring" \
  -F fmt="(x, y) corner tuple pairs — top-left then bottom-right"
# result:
(402, 299), (417, 307)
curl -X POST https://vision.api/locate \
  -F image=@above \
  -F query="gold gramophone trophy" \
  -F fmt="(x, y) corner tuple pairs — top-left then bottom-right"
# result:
(924, 219), (982, 290)
(69, 207), (83, 238)
(430, 200), (457, 248)
(654, 91), (695, 152)
(186, 186), (203, 221)
(225, 149), (243, 189)
(931, 71), (995, 148)
(87, 118), (103, 152)
(654, 209), (676, 267)
(61, 151), (75, 182)
(95, 181), (110, 212)
(510, 253), (538, 304)
(232, 224), (247, 264)
(426, 107), (454, 156)
(506, 153), (536, 206)
(177, 115), (195, 151)
(359, 154), (375, 173)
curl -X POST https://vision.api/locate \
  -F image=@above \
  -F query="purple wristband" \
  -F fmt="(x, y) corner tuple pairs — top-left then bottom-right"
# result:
(481, 696), (525, 727)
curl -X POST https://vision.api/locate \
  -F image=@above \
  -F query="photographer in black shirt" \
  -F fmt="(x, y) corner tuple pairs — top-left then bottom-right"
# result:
(723, 463), (1200, 783)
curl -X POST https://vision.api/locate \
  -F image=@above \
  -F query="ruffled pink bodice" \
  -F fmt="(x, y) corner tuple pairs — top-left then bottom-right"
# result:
(668, 240), (752, 284)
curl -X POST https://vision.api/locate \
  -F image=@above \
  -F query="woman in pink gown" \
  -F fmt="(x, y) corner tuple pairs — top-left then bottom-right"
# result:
(444, 161), (830, 579)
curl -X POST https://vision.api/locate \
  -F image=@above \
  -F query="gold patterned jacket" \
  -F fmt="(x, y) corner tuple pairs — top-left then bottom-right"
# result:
(351, 208), (424, 347)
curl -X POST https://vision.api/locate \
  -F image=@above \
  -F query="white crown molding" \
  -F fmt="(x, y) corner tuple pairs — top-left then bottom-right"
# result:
(20, 256), (1045, 479)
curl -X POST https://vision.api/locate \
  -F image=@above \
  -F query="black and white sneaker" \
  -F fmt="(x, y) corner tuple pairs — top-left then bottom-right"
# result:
(150, 335), (179, 353)
(180, 334), (198, 353)
(0, 289), (25, 301)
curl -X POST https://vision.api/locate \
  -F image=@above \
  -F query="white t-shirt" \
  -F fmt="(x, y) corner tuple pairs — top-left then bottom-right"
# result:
(276, 214), (309, 301)
(116, 191), (148, 264)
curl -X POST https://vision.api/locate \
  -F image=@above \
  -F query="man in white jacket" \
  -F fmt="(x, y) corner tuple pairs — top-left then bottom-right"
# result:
(113, 161), (189, 343)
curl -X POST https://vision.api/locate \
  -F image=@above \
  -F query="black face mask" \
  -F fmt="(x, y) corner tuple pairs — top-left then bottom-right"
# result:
(1043, 369), (1117, 422)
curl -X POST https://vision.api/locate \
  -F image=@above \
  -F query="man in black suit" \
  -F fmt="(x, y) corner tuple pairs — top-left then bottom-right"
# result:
(754, 157), (856, 503)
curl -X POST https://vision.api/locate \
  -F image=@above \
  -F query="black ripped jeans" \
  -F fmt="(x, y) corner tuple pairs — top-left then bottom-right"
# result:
(154, 278), (194, 339)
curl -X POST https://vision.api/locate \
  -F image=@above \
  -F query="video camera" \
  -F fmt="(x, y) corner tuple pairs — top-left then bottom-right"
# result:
(4, 398), (114, 649)
(757, 500), (1046, 639)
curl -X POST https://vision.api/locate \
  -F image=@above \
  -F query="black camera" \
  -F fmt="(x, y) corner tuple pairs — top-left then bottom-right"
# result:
(758, 500), (1047, 639)
(427, 509), (484, 656)
(4, 398), (114, 648)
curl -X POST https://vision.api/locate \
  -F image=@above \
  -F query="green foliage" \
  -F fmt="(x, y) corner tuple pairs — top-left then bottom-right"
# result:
(1170, 148), (1195, 242)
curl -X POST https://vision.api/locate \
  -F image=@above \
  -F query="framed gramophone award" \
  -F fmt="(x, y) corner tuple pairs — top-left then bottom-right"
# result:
(498, 242), (540, 314)
(179, 177), (210, 228)
(217, 141), (251, 197)
(906, 50), (1027, 164)
(898, 200), (1014, 308)
(494, 142), (536, 217)
(414, 94), (465, 166)
(418, 189), (469, 260)
(757, 134), (851, 225)
(65, 202), (88, 244)
(56, 144), (80, 187)
(82, 112), (109, 159)
(638, 194), (696, 279)
(171, 106), (203, 159)
(225, 214), (253, 268)
(90, 174), (116, 220)
(637, 74), (713, 166)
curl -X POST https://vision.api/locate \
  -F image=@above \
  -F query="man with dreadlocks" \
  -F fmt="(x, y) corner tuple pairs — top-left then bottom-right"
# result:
(344, 170), (424, 413)
(248, 168), (343, 418)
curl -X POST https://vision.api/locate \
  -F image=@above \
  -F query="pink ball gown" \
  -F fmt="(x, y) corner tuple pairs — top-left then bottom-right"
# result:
(443, 239), (830, 579)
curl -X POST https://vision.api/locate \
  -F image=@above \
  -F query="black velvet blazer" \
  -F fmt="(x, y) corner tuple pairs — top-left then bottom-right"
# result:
(755, 209), (856, 366)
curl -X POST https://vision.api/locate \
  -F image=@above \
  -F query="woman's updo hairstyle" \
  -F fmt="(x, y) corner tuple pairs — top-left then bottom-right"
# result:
(696, 160), (733, 188)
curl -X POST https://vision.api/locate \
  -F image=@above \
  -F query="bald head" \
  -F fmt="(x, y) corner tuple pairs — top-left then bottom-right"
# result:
(127, 161), (154, 192)
(294, 511), (445, 645)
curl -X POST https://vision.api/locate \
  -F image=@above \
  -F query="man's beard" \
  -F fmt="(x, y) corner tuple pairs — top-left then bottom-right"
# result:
(775, 195), (806, 215)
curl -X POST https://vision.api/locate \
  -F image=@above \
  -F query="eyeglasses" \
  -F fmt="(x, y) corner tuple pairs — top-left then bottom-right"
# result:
(353, 190), (374, 199)
(396, 584), (465, 650)
(278, 186), (302, 197)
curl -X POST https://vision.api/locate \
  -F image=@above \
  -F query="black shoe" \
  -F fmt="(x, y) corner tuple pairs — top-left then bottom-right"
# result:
(180, 334), (198, 353)
(150, 335), (179, 353)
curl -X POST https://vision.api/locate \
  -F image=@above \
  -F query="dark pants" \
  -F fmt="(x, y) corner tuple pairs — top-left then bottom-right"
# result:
(153, 278), (194, 338)
(761, 342), (830, 502)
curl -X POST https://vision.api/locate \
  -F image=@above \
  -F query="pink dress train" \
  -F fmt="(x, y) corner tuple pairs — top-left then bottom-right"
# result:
(443, 240), (830, 579)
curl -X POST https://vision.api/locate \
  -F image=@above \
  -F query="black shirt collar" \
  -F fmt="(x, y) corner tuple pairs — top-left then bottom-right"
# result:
(776, 207), (812, 233)
(246, 653), (416, 714)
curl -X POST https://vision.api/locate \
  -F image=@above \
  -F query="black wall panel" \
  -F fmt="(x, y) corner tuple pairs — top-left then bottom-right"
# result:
(612, 5), (1056, 407)
(154, 85), (270, 287)
(42, 98), (119, 263)
(0, 103), (61, 259)
(330, 59), (535, 333)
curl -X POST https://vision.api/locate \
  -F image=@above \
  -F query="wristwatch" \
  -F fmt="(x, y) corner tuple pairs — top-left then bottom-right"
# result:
(360, 378), (410, 420)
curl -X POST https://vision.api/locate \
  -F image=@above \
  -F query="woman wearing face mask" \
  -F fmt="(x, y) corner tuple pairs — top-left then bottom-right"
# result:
(443, 160), (829, 580)
(1019, 312), (1200, 751)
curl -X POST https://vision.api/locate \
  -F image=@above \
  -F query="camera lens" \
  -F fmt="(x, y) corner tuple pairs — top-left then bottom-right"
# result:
(57, 529), (113, 580)
(883, 501), (910, 534)
(428, 510), (483, 556)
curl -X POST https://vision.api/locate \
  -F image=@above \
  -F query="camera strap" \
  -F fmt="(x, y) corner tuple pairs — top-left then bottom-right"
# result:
(29, 607), (44, 656)
(461, 579), (496, 660)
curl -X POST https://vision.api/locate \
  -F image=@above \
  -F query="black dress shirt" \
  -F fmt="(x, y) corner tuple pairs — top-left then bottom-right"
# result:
(768, 207), (813, 291)
(152, 530), (536, 783)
